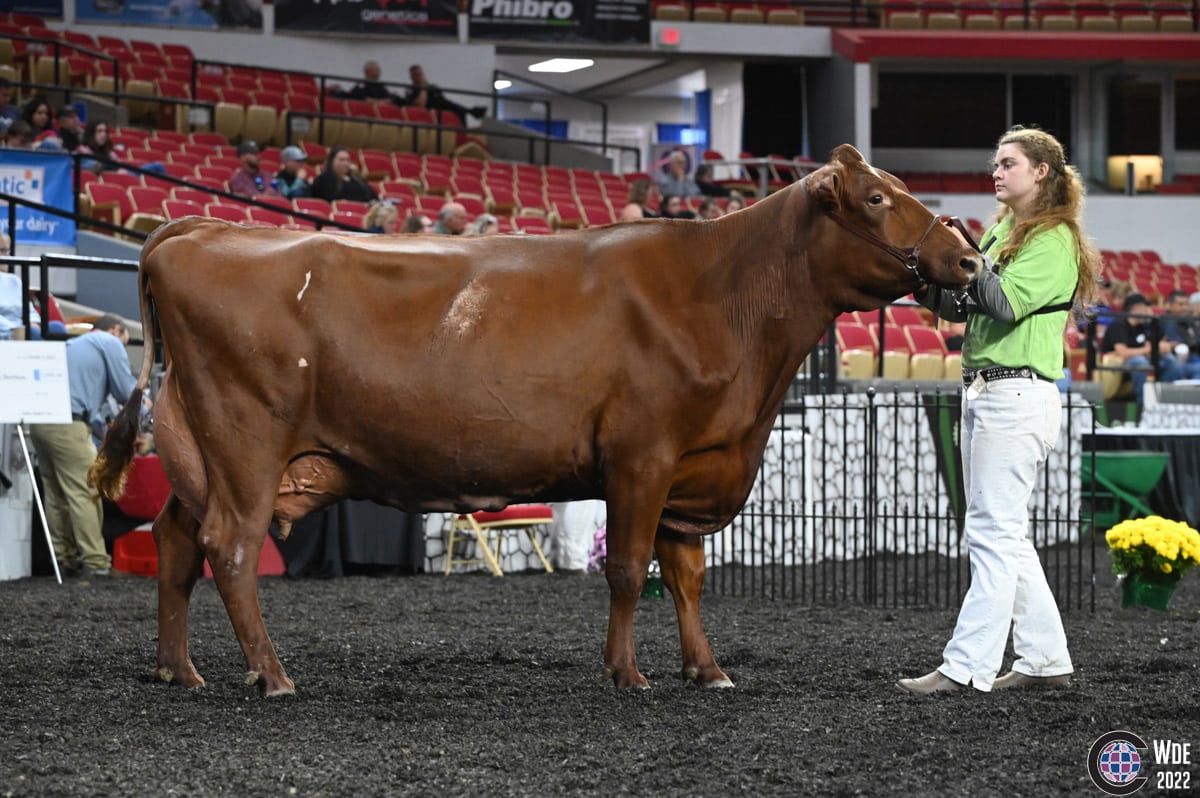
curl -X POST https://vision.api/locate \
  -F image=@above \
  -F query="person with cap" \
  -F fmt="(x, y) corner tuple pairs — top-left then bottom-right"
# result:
(30, 314), (140, 578)
(1100, 292), (1183, 403)
(56, 105), (84, 151)
(274, 145), (311, 200)
(229, 140), (280, 199)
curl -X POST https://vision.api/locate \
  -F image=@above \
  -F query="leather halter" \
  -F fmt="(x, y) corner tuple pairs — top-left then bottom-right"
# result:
(824, 210), (942, 286)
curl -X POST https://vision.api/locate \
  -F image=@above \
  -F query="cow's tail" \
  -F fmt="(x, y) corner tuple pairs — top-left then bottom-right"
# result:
(89, 230), (163, 502)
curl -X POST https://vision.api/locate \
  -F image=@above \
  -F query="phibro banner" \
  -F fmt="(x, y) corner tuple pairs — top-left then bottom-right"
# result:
(469, 0), (648, 44)
(0, 151), (75, 248)
(275, 0), (457, 36)
(75, 0), (262, 28)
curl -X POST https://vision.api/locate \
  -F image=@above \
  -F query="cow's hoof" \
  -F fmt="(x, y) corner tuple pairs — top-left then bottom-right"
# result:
(603, 665), (650, 689)
(246, 670), (296, 697)
(156, 665), (205, 689)
(683, 665), (735, 688)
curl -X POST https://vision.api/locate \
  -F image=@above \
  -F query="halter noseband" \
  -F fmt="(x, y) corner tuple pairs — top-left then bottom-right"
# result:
(824, 210), (941, 287)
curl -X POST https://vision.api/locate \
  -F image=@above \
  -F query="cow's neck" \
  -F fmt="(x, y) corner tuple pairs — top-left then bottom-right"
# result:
(704, 186), (841, 411)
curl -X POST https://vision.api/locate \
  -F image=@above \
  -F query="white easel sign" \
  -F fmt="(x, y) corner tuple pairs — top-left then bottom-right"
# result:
(0, 342), (70, 424)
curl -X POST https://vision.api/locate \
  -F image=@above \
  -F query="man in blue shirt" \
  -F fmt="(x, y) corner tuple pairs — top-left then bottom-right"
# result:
(30, 315), (139, 577)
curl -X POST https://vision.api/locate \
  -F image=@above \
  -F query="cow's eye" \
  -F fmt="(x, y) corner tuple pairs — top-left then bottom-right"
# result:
(868, 194), (884, 206)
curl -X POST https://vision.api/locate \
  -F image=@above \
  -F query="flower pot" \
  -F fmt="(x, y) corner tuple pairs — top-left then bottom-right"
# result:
(1120, 574), (1177, 611)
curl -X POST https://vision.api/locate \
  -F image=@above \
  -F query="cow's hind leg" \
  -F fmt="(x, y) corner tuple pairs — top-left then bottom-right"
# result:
(154, 493), (206, 688)
(199, 499), (295, 697)
(656, 532), (733, 688)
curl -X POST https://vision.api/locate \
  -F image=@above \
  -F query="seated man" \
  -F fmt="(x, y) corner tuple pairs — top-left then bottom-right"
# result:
(1159, 289), (1200, 380)
(1099, 293), (1182, 403)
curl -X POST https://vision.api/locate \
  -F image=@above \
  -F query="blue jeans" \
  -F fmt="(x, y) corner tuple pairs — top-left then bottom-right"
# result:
(1125, 354), (1183, 403)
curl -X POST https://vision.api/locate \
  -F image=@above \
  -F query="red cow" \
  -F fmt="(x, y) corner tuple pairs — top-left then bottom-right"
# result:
(92, 144), (980, 695)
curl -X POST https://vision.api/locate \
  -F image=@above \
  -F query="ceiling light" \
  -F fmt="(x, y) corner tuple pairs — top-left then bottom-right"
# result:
(494, 79), (512, 90)
(528, 58), (594, 74)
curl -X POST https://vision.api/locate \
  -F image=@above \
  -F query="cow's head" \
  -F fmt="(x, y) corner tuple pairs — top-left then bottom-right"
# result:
(809, 144), (980, 296)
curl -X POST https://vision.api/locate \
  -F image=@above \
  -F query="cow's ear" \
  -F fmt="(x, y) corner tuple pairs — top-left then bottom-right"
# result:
(814, 168), (842, 211)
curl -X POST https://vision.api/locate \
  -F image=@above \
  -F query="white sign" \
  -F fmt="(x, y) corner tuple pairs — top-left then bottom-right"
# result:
(0, 342), (70, 423)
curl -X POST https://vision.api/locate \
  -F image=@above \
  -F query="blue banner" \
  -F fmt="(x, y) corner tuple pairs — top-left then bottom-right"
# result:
(75, 0), (262, 29)
(0, 151), (76, 247)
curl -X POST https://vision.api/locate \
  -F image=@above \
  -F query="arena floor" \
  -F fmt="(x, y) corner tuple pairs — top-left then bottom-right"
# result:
(1, 567), (1196, 796)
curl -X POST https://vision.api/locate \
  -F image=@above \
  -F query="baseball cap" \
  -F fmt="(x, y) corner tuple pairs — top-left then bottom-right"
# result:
(237, 140), (260, 156)
(280, 145), (306, 162)
(1123, 293), (1149, 311)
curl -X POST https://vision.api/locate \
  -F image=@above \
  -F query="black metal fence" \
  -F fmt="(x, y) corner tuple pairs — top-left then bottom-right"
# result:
(706, 386), (1100, 611)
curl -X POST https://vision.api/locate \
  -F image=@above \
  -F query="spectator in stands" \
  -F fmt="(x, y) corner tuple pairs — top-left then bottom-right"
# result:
(0, 78), (20, 133)
(76, 120), (165, 176)
(1100, 292), (1183, 402)
(693, 163), (730, 198)
(3, 120), (35, 149)
(659, 194), (695, 220)
(406, 64), (486, 121)
(363, 200), (400, 234)
(335, 60), (406, 106)
(401, 214), (434, 234)
(1180, 292), (1200, 377)
(465, 213), (500, 235)
(433, 201), (468, 235)
(1089, 278), (1132, 329)
(229, 140), (281, 199)
(20, 95), (54, 138)
(697, 197), (723, 219)
(620, 178), (659, 221)
(724, 190), (747, 213)
(655, 150), (702, 199)
(274, 145), (311, 199)
(310, 146), (378, 203)
(30, 314), (140, 578)
(900, 126), (1101, 695)
(940, 320), (965, 352)
(56, 105), (84, 151)
(1158, 289), (1200, 378)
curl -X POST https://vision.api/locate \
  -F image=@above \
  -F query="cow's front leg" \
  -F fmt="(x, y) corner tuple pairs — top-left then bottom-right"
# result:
(656, 532), (733, 688)
(153, 494), (206, 689)
(602, 473), (670, 689)
(603, 544), (653, 689)
(200, 508), (294, 697)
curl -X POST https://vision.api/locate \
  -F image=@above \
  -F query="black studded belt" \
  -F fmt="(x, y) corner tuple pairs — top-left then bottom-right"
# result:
(961, 366), (1054, 385)
(71, 412), (88, 422)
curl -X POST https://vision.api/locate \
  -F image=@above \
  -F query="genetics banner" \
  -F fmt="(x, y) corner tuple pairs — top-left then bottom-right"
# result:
(0, 151), (75, 248)
(468, 0), (648, 44)
(275, 0), (458, 36)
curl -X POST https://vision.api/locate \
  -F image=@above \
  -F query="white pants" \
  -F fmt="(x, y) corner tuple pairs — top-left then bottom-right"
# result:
(939, 377), (1073, 691)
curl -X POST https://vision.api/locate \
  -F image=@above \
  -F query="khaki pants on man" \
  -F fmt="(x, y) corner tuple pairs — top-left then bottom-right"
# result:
(30, 421), (110, 572)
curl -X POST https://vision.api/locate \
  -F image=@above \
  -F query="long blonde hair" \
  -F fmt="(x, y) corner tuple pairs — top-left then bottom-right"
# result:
(991, 126), (1101, 306)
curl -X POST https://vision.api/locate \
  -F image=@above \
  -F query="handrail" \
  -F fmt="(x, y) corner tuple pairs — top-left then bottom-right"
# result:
(491, 68), (611, 164)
